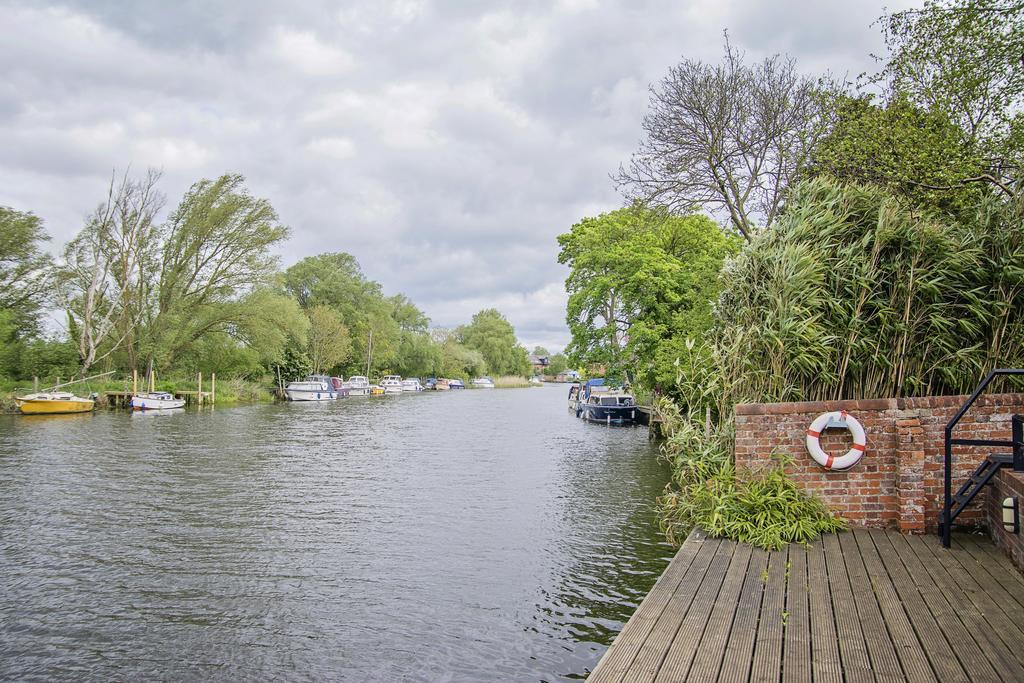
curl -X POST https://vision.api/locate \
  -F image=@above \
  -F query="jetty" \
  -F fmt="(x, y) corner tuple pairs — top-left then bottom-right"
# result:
(589, 528), (1024, 682)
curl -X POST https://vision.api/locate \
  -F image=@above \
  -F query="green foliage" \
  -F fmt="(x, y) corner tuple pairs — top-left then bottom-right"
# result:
(306, 304), (351, 374)
(876, 1), (1024, 148)
(543, 353), (568, 376)
(274, 345), (312, 381)
(657, 399), (845, 551)
(870, 1), (1024, 199)
(151, 173), (291, 367)
(457, 308), (530, 376)
(702, 178), (1024, 406)
(812, 94), (987, 213)
(0, 206), (52, 339)
(557, 205), (738, 389)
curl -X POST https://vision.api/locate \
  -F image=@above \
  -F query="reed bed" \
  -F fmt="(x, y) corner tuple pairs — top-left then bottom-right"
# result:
(489, 375), (531, 388)
(658, 179), (1024, 548)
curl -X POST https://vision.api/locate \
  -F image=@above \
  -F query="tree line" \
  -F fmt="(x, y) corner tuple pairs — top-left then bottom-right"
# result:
(0, 173), (531, 385)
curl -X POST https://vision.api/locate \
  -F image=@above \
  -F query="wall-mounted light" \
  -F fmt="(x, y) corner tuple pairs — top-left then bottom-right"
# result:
(1003, 497), (1019, 534)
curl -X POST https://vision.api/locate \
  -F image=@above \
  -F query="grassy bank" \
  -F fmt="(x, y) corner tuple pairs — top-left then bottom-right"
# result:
(1, 376), (276, 413)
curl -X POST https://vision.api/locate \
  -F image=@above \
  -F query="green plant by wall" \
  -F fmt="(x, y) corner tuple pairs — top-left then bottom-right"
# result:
(656, 397), (845, 551)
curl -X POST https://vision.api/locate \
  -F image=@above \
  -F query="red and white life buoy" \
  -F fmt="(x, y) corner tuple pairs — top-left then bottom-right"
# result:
(805, 410), (866, 470)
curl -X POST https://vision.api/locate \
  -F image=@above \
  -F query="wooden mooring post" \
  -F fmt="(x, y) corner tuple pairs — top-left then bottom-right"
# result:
(211, 373), (216, 405)
(198, 372), (203, 406)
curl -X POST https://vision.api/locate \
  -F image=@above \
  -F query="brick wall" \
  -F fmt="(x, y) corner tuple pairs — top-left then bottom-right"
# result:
(989, 470), (1024, 570)
(734, 393), (1024, 533)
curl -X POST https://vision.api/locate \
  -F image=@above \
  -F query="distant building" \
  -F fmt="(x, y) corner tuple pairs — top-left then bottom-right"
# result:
(528, 355), (549, 374)
(554, 369), (580, 382)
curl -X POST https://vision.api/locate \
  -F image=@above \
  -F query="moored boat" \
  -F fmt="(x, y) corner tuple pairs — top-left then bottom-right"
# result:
(380, 375), (404, 394)
(470, 377), (495, 388)
(401, 378), (423, 392)
(344, 375), (371, 396)
(285, 376), (337, 401)
(449, 379), (465, 390)
(15, 392), (95, 415)
(575, 380), (640, 425)
(130, 392), (185, 410)
(434, 378), (450, 391)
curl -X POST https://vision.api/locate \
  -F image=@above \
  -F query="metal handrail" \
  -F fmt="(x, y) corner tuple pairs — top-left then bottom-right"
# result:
(942, 368), (1024, 547)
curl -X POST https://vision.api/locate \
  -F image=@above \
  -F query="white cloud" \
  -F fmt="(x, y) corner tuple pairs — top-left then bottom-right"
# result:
(269, 27), (355, 76)
(0, 0), (918, 350)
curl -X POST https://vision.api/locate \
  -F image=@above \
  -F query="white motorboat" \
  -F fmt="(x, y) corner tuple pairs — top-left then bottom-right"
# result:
(380, 375), (404, 394)
(130, 392), (185, 410)
(470, 377), (495, 388)
(401, 378), (423, 392)
(285, 377), (336, 401)
(343, 376), (371, 396)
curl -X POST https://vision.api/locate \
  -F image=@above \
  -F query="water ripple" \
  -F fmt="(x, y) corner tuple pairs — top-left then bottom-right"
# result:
(0, 386), (673, 681)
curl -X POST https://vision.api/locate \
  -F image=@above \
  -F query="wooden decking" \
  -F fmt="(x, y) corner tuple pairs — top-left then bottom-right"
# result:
(589, 529), (1024, 682)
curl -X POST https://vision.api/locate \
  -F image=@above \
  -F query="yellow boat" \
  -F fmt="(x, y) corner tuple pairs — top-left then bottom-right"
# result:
(14, 392), (95, 415)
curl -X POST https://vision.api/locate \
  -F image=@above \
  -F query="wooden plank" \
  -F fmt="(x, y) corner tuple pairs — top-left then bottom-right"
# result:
(838, 530), (905, 681)
(685, 543), (753, 681)
(851, 529), (936, 682)
(913, 536), (1024, 678)
(957, 534), (1024, 584)
(717, 547), (769, 683)
(888, 533), (1001, 682)
(608, 537), (725, 683)
(781, 543), (811, 683)
(821, 533), (873, 683)
(867, 529), (967, 682)
(588, 532), (713, 683)
(652, 541), (740, 682)
(805, 539), (842, 683)
(749, 545), (788, 683)
(955, 535), (1024, 612)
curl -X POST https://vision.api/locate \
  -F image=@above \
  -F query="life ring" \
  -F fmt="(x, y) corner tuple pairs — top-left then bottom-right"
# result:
(805, 410), (866, 470)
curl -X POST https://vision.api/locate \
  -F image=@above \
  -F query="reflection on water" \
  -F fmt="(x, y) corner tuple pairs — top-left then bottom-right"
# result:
(0, 385), (673, 681)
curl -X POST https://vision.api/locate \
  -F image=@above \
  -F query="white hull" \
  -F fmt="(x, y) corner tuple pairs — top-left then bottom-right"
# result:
(285, 388), (337, 401)
(131, 395), (185, 410)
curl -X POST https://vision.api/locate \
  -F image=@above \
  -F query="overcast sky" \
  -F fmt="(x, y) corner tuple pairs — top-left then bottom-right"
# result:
(0, 0), (917, 352)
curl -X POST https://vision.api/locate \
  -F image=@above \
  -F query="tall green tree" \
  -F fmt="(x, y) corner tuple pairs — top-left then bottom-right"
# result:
(306, 304), (351, 374)
(872, 0), (1024, 198)
(456, 309), (529, 376)
(812, 95), (987, 213)
(0, 206), (52, 339)
(150, 173), (291, 366)
(557, 205), (738, 388)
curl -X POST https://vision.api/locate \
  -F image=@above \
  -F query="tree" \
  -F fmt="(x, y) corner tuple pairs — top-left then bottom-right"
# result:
(544, 353), (568, 376)
(60, 170), (163, 373)
(531, 346), (550, 357)
(873, 0), (1024, 198)
(557, 205), (739, 388)
(456, 309), (529, 376)
(0, 206), (52, 338)
(306, 304), (351, 374)
(616, 38), (832, 240)
(812, 94), (987, 213)
(149, 173), (290, 366)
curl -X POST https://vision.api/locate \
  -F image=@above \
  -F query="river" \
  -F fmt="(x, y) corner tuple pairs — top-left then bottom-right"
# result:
(0, 384), (674, 682)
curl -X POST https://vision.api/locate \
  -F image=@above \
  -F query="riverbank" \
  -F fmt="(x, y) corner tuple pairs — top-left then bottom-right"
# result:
(0, 377), (275, 413)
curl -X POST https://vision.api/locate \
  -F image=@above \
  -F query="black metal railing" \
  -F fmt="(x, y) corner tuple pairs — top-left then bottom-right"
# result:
(942, 368), (1024, 548)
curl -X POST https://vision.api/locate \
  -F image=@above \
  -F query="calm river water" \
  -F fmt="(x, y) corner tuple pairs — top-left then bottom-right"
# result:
(0, 384), (674, 681)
